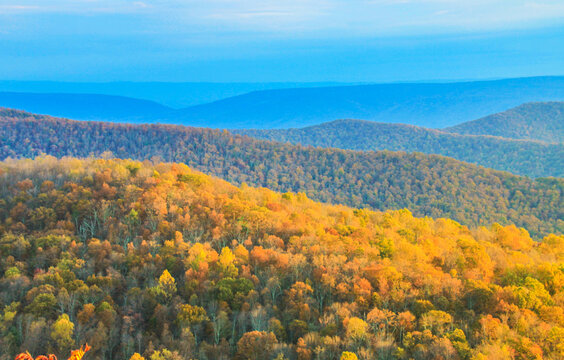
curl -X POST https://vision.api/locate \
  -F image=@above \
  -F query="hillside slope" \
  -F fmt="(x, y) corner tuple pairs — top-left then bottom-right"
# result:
(1, 157), (562, 359)
(235, 119), (564, 178)
(446, 102), (564, 143)
(1, 108), (562, 237)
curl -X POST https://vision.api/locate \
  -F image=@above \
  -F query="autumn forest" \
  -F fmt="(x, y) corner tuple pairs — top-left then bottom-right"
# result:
(3, 0), (564, 357)
(0, 156), (562, 360)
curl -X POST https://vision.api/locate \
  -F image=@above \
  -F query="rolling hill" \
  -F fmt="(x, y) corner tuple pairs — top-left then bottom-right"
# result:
(234, 119), (564, 178)
(446, 102), (564, 143)
(1, 157), (562, 359)
(1, 108), (562, 237)
(2, 76), (564, 128)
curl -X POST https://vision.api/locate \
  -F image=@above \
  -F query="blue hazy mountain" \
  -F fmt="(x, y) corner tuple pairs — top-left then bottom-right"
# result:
(1, 76), (564, 128)
(0, 92), (173, 122)
(0, 81), (347, 108)
(174, 76), (564, 129)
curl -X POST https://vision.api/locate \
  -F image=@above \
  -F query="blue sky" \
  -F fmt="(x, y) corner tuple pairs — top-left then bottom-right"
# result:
(0, 0), (563, 82)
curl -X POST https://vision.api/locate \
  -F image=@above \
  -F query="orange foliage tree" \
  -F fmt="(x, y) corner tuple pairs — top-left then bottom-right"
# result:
(15, 344), (90, 360)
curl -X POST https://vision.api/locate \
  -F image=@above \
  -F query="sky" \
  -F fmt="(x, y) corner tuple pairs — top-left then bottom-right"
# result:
(0, 0), (563, 82)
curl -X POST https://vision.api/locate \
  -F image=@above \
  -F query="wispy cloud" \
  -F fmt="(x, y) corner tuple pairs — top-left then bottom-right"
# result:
(1, 0), (563, 34)
(434, 10), (450, 16)
(0, 1), (152, 14)
(0, 0), (563, 81)
(0, 5), (40, 13)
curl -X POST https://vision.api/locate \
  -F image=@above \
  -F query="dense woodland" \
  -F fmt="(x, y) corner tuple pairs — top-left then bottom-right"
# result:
(1, 109), (562, 238)
(446, 102), (564, 144)
(235, 119), (563, 178)
(0, 157), (563, 360)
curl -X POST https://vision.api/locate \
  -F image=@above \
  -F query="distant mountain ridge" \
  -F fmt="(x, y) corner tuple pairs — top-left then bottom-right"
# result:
(170, 76), (564, 128)
(1, 76), (564, 128)
(234, 117), (564, 178)
(446, 102), (564, 143)
(1, 108), (562, 237)
(0, 81), (350, 108)
(0, 92), (173, 122)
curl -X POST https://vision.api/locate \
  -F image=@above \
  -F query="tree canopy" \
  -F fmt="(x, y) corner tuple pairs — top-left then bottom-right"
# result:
(0, 157), (562, 359)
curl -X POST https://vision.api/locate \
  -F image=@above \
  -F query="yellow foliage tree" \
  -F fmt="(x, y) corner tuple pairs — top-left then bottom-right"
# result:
(157, 270), (177, 302)
(51, 314), (75, 354)
(345, 317), (368, 342)
(177, 304), (209, 328)
(340, 351), (358, 360)
(149, 349), (182, 360)
(219, 247), (238, 277)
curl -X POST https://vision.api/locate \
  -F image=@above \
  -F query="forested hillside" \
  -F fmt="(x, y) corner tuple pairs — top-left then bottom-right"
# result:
(446, 102), (564, 143)
(235, 119), (563, 178)
(1, 109), (562, 238)
(0, 157), (563, 360)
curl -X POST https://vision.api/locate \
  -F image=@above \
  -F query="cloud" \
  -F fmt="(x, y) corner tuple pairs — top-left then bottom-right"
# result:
(1, 0), (563, 35)
(0, 5), (40, 13)
(434, 10), (450, 16)
(0, 1), (153, 14)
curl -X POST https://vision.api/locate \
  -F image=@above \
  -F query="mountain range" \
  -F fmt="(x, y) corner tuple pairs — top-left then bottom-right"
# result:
(1, 79), (564, 360)
(2, 76), (564, 128)
(0, 81), (347, 108)
(1, 108), (562, 238)
(0, 92), (170, 122)
(235, 102), (564, 178)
